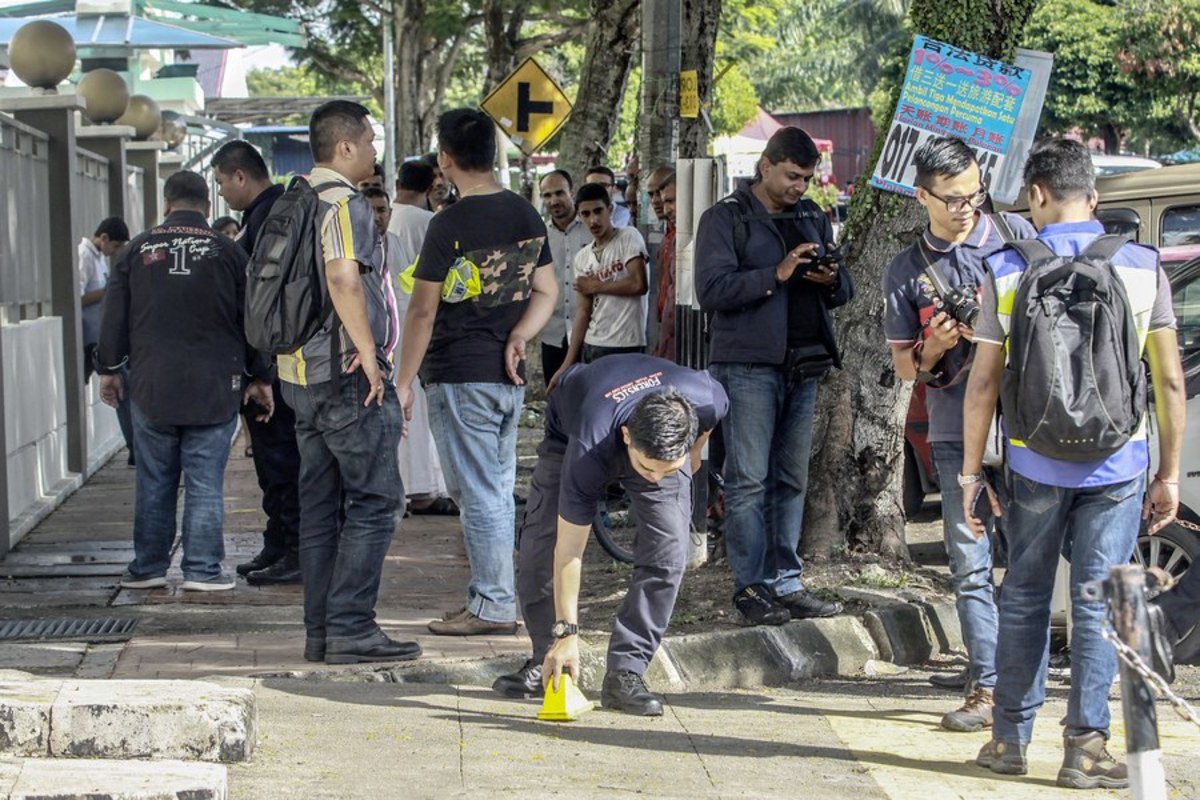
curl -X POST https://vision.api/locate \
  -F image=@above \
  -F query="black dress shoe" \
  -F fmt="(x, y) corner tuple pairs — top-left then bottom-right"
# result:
(777, 589), (843, 619)
(304, 638), (325, 663)
(601, 670), (664, 716)
(929, 666), (971, 691)
(493, 658), (543, 698)
(236, 547), (284, 576)
(246, 555), (303, 586)
(325, 630), (422, 665)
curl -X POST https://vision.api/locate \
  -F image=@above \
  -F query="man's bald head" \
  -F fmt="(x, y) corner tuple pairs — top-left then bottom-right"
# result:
(647, 166), (676, 222)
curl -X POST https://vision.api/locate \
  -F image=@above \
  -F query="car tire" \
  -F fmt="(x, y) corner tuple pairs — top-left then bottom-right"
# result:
(902, 445), (925, 520)
(1136, 522), (1200, 665)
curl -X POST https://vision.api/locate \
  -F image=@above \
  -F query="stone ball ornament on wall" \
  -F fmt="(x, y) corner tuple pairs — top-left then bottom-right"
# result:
(117, 93), (162, 139)
(77, 68), (130, 124)
(8, 20), (76, 92)
(158, 110), (187, 149)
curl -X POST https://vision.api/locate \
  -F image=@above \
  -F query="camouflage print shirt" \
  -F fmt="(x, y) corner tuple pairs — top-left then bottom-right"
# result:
(413, 190), (552, 384)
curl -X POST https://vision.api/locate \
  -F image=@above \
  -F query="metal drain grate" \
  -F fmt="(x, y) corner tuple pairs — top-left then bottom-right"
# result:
(0, 617), (137, 642)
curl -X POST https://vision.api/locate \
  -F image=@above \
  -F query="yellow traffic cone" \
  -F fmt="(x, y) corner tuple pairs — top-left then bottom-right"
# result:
(537, 674), (595, 721)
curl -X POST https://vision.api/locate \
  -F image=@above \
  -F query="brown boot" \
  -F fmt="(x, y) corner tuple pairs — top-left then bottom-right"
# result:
(941, 685), (994, 732)
(1057, 731), (1128, 789)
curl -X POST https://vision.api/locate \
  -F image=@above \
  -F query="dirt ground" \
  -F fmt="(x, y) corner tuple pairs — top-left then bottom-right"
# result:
(514, 368), (953, 635)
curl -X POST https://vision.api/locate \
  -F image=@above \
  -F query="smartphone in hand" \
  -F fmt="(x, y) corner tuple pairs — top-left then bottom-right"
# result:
(970, 483), (992, 525)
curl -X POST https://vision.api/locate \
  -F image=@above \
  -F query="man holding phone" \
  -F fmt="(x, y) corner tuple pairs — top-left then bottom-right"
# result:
(883, 136), (1036, 732)
(695, 126), (852, 628)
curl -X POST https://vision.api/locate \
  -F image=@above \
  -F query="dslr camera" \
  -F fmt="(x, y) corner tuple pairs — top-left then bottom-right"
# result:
(923, 261), (980, 327)
(933, 284), (981, 327)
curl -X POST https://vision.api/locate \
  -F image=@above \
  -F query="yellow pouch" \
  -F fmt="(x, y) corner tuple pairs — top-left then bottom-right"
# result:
(441, 255), (481, 303)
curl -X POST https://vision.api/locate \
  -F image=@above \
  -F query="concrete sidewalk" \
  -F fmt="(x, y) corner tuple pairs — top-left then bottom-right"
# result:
(0, 451), (532, 681)
(0, 447), (958, 689)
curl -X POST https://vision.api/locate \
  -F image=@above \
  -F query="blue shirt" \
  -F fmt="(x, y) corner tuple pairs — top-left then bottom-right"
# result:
(977, 220), (1175, 487)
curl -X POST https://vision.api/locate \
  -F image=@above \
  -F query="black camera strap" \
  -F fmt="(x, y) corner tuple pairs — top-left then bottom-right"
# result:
(914, 238), (974, 390)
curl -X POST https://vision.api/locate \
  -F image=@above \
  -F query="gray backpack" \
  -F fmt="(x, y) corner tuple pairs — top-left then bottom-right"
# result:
(1001, 235), (1146, 462)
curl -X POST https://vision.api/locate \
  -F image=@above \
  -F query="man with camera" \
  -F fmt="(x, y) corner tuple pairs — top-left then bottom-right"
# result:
(695, 127), (852, 627)
(883, 136), (1035, 732)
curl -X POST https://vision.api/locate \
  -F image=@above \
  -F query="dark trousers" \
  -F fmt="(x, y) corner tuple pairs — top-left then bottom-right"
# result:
(85, 344), (134, 458)
(1155, 553), (1200, 639)
(541, 338), (567, 386)
(241, 377), (301, 557)
(516, 435), (692, 675)
(281, 373), (403, 645)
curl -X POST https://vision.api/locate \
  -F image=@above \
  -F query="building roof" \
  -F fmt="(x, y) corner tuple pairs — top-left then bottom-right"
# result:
(0, 13), (241, 50)
(205, 96), (370, 126)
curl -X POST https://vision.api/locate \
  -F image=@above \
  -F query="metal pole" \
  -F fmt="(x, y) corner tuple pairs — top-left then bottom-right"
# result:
(1107, 565), (1168, 800)
(382, 1), (397, 187)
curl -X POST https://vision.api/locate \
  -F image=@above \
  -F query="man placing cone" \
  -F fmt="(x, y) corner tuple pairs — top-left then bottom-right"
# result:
(493, 354), (728, 715)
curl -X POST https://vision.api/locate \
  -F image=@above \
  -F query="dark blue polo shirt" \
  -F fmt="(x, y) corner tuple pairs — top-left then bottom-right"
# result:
(882, 211), (1036, 443)
(547, 354), (729, 525)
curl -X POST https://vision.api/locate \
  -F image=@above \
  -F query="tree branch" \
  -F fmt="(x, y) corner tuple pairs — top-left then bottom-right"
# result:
(515, 21), (590, 58)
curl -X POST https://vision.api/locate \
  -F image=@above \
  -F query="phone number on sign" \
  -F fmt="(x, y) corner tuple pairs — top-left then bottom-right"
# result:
(875, 123), (1003, 188)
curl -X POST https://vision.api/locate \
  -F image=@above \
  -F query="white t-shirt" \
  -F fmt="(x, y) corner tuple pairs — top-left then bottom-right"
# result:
(387, 203), (434, 273)
(77, 237), (108, 346)
(571, 226), (648, 348)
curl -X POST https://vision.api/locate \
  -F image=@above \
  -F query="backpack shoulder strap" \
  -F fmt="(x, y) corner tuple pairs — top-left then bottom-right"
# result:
(1079, 233), (1128, 262)
(720, 193), (754, 264)
(989, 213), (1016, 244)
(1006, 239), (1057, 266)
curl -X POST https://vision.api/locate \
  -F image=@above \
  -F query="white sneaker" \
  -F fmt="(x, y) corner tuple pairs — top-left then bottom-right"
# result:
(119, 571), (167, 589)
(181, 575), (236, 592)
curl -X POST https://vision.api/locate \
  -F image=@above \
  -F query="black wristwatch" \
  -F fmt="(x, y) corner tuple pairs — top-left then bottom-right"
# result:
(551, 620), (578, 639)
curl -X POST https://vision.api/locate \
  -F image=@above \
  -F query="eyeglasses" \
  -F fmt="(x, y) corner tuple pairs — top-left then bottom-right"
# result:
(924, 186), (989, 214)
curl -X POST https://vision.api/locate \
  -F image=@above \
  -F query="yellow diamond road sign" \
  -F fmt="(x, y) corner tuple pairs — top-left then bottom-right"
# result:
(480, 57), (573, 156)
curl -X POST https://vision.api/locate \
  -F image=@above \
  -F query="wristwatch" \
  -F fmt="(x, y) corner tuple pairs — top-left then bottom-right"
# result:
(551, 620), (578, 639)
(957, 472), (984, 487)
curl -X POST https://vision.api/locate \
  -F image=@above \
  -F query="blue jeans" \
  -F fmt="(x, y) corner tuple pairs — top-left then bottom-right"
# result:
(993, 471), (1145, 744)
(281, 374), (403, 646)
(426, 381), (523, 623)
(931, 442), (999, 689)
(130, 403), (236, 581)
(710, 362), (819, 596)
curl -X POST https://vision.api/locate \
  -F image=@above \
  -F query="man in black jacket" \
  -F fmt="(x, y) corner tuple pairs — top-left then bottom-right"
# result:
(97, 171), (273, 591)
(696, 127), (852, 626)
(212, 141), (303, 585)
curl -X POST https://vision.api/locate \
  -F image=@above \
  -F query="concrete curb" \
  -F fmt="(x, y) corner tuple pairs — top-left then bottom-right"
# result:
(0, 757), (226, 800)
(255, 595), (963, 693)
(0, 677), (255, 763)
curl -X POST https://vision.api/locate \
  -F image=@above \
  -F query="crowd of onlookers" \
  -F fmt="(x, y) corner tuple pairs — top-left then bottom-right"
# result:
(77, 99), (1199, 791)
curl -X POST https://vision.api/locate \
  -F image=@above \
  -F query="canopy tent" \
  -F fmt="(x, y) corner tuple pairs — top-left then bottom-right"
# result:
(715, 108), (833, 181)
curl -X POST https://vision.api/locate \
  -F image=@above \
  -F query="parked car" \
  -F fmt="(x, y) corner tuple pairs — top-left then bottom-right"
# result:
(1089, 152), (1162, 178)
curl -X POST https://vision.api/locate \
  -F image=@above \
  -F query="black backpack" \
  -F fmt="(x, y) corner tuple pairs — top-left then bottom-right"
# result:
(245, 176), (340, 354)
(1001, 235), (1147, 462)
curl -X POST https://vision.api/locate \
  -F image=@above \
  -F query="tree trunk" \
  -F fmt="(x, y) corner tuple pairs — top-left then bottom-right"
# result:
(393, 0), (429, 159)
(802, 0), (1041, 562)
(1100, 121), (1122, 155)
(678, 0), (720, 159)
(483, 0), (525, 92)
(555, 0), (641, 181)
